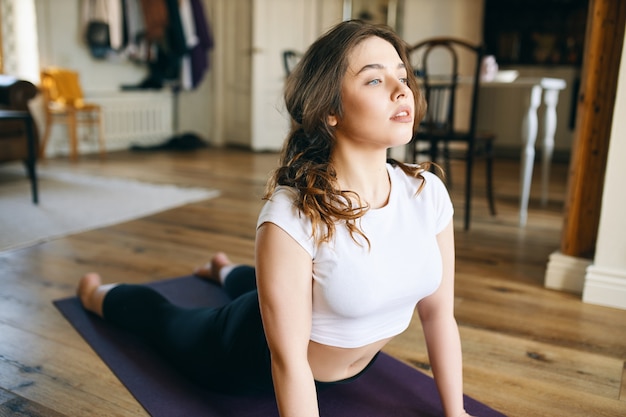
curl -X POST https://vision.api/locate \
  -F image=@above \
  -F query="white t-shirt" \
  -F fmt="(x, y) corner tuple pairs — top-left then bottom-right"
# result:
(257, 164), (454, 348)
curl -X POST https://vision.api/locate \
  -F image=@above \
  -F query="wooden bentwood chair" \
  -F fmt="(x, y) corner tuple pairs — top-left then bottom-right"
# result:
(39, 67), (104, 160)
(407, 37), (496, 230)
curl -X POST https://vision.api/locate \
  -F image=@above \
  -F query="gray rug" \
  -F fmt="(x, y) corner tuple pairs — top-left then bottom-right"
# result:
(0, 163), (219, 252)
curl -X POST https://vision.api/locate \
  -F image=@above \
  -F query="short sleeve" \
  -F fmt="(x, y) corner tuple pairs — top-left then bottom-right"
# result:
(422, 171), (454, 233)
(256, 187), (316, 257)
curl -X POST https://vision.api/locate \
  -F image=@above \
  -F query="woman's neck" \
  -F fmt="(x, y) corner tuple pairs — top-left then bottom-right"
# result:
(332, 149), (391, 209)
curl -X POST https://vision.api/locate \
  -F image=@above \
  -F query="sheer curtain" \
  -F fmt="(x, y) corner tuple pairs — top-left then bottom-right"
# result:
(0, 0), (40, 83)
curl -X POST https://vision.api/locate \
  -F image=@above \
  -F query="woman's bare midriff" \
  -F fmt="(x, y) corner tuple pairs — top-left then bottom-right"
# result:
(307, 336), (392, 382)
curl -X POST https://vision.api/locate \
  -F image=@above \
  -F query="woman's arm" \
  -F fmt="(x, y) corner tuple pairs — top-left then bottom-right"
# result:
(256, 222), (319, 417)
(417, 220), (473, 417)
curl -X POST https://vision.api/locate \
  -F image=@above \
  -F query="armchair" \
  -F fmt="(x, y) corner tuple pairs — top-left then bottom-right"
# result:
(0, 75), (39, 203)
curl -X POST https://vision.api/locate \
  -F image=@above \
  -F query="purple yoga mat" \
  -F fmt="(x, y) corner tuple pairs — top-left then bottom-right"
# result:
(54, 275), (506, 417)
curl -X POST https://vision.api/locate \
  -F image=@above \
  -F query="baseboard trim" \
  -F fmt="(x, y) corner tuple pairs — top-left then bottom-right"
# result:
(544, 251), (591, 294)
(583, 266), (626, 310)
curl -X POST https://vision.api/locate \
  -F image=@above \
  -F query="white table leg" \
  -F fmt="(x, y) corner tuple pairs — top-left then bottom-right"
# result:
(541, 88), (560, 206)
(519, 85), (543, 227)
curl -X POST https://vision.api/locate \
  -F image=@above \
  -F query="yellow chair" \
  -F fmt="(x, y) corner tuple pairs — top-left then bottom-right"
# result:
(39, 68), (104, 160)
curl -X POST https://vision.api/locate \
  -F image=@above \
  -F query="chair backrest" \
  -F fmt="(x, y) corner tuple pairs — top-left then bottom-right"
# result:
(407, 37), (485, 138)
(0, 77), (39, 161)
(40, 68), (86, 107)
(282, 50), (302, 76)
(0, 76), (38, 111)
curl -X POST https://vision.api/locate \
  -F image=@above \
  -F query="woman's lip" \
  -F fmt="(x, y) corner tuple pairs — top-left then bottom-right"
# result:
(391, 107), (413, 122)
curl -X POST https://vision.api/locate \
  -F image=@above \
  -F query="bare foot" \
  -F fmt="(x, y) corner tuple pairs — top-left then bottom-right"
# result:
(77, 272), (116, 317)
(193, 252), (232, 285)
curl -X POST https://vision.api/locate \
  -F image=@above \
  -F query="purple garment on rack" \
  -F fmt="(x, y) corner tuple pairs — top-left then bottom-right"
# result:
(189, 0), (214, 88)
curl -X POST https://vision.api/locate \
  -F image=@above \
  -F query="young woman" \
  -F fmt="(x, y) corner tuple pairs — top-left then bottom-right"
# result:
(77, 20), (474, 417)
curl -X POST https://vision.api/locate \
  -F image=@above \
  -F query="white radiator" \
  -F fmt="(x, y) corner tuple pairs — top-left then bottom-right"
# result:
(42, 90), (174, 156)
(94, 90), (174, 150)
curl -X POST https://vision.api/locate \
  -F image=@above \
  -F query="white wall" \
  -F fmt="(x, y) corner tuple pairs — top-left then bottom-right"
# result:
(582, 36), (626, 310)
(401, 0), (484, 45)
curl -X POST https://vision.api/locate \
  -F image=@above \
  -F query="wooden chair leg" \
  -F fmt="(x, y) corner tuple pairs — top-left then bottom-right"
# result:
(485, 140), (497, 216)
(68, 109), (78, 161)
(39, 114), (53, 159)
(97, 110), (105, 158)
(464, 150), (474, 231)
(443, 140), (452, 186)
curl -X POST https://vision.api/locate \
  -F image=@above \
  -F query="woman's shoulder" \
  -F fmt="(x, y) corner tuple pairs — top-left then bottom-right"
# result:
(259, 186), (299, 218)
(266, 185), (298, 202)
(257, 186), (310, 228)
(387, 162), (447, 194)
(257, 185), (316, 256)
(388, 163), (453, 232)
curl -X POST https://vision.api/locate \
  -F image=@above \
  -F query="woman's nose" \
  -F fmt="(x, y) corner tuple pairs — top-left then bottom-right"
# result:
(392, 81), (408, 100)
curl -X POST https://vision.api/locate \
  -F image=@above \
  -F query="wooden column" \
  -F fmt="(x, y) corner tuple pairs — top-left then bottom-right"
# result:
(560, 0), (626, 259)
(0, 8), (4, 74)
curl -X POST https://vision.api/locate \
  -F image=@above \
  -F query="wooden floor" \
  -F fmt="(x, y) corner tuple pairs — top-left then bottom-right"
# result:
(1, 147), (625, 416)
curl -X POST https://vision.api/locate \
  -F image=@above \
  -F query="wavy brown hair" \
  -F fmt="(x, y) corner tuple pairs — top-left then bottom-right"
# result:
(265, 20), (430, 246)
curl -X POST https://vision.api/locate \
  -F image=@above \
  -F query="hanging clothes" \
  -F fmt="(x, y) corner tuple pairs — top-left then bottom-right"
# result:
(107, 0), (124, 50)
(162, 0), (188, 58)
(138, 0), (169, 42)
(81, 0), (125, 58)
(82, 0), (214, 91)
(179, 0), (198, 90)
(179, 0), (199, 49)
(188, 0), (214, 89)
(122, 0), (147, 60)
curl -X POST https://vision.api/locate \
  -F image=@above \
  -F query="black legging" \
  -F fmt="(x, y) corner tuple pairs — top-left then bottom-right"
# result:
(101, 265), (378, 395)
(102, 266), (274, 394)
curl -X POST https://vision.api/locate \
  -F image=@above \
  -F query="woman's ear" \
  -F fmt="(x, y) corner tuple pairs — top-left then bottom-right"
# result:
(327, 114), (338, 127)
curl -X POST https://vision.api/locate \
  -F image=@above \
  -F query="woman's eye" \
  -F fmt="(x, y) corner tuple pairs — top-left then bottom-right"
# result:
(400, 77), (408, 84)
(368, 79), (381, 85)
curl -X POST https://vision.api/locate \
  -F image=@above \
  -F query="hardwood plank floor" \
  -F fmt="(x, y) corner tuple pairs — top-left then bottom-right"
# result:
(1, 147), (624, 416)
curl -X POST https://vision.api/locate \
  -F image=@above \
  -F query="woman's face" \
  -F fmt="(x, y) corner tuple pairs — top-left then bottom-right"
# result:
(330, 36), (415, 150)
